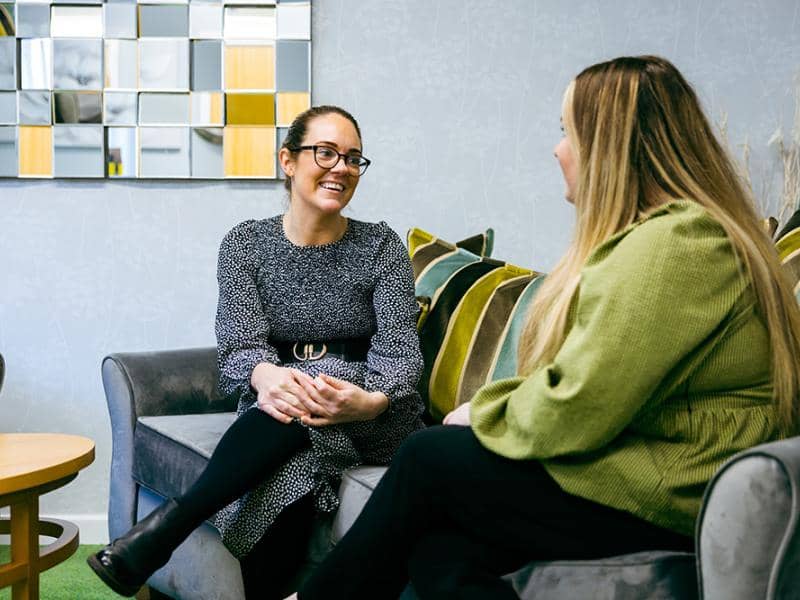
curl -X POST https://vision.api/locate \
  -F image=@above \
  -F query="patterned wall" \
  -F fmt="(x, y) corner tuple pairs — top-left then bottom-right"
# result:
(0, 0), (310, 179)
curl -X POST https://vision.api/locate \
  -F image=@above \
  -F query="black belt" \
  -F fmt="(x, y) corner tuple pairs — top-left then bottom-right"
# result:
(273, 338), (370, 363)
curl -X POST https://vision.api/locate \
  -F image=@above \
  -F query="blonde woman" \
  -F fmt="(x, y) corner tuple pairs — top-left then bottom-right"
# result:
(293, 56), (800, 599)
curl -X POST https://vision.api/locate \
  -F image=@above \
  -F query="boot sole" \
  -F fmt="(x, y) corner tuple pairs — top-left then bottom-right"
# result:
(86, 553), (141, 597)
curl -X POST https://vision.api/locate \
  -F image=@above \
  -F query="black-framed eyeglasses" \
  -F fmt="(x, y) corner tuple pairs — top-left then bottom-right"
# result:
(289, 145), (372, 176)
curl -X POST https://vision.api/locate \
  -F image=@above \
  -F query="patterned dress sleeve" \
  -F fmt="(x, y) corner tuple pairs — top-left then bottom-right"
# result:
(346, 226), (425, 463)
(215, 220), (281, 402)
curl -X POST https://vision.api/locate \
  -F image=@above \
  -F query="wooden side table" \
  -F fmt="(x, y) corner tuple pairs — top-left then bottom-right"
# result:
(0, 433), (95, 600)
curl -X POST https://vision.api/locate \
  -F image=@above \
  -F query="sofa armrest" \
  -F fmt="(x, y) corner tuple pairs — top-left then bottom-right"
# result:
(101, 347), (231, 539)
(696, 436), (800, 600)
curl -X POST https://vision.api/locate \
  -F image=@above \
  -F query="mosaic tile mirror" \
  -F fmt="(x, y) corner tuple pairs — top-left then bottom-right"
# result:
(0, 0), (310, 178)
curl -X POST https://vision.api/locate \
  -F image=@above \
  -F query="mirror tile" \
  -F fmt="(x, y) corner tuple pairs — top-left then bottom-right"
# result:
(190, 91), (222, 125)
(18, 89), (50, 124)
(53, 39), (102, 90)
(276, 3), (308, 40)
(275, 91), (307, 126)
(17, 4), (49, 38)
(225, 92), (273, 125)
(50, 6), (102, 38)
(104, 91), (137, 125)
(107, 126), (136, 177)
(0, 90), (14, 123)
(104, 3), (137, 39)
(18, 124), (51, 177)
(191, 126), (222, 177)
(0, 38), (15, 90)
(0, 4), (14, 39)
(104, 39), (138, 89)
(225, 43), (273, 90)
(225, 0), (272, 5)
(189, 3), (221, 38)
(224, 7), (274, 40)
(0, 126), (16, 176)
(139, 91), (189, 124)
(21, 38), (52, 89)
(139, 125), (190, 177)
(223, 125), (274, 177)
(138, 5), (188, 37)
(275, 40), (307, 91)
(53, 91), (101, 123)
(53, 124), (103, 177)
(190, 40), (221, 90)
(139, 38), (189, 90)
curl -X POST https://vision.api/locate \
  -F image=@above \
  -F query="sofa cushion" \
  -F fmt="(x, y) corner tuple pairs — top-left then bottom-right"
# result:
(132, 412), (237, 500)
(408, 227), (545, 421)
(775, 209), (800, 299)
(508, 552), (697, 600)
(330, 466), (388, 544)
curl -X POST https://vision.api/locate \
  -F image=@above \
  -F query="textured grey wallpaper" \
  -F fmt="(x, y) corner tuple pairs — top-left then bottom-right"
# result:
(1, 0), (799, 540)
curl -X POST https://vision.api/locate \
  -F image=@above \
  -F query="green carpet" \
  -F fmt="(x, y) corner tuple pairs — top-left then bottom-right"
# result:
(0, 545), (121, 599)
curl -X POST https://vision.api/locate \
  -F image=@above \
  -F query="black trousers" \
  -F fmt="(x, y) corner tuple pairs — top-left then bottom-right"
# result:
(176, 408), (314, 600)
(299, 426), (693, 600)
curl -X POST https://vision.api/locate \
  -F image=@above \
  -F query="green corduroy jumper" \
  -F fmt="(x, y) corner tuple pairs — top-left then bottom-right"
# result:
(471, 200), (782, 536)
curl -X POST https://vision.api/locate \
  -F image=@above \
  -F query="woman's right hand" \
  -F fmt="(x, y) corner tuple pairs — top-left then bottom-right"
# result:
(250, 363), (326, 424)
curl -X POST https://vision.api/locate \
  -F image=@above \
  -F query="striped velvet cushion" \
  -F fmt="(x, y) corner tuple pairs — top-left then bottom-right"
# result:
(775, 211), (800, 300)
(408, 228), (544, 422)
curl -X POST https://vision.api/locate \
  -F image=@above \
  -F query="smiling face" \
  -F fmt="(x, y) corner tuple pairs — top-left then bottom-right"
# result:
(279, 113), (363, 216)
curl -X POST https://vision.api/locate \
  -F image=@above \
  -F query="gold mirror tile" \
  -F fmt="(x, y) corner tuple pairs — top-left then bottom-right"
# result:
(18, 125), (52, 177)
(224, 44), (274, 90)
(225, 92), (274, 125)
(276, 91), (308, 127)
(224, 126), (274, 177)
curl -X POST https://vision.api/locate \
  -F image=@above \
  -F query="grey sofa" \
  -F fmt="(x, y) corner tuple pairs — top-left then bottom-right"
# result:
(102, 347), (800, 600)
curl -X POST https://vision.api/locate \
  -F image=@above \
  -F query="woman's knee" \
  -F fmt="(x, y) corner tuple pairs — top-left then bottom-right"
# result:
(392, 425), (480, 479)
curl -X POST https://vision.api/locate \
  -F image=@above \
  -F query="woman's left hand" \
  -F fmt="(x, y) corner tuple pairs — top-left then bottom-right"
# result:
(442, 402), (471, 426)
(296, 374), (389, 426)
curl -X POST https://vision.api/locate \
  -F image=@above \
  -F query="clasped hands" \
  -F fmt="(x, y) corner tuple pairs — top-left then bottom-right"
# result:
(251, 363), (389, 426)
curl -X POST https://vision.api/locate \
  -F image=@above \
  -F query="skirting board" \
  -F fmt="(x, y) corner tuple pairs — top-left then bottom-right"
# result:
(0, 513), (108, 545)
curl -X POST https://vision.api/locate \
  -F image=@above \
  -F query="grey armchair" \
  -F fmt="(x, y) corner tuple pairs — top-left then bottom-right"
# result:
(102, 347), (800, 600)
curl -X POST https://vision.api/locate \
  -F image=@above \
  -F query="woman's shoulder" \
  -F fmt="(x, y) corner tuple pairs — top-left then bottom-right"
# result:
(346, 218), (403, 249)
(591, 200), (732, 267)
(582, 200), (744, 297)
(221, 216), (280, 246)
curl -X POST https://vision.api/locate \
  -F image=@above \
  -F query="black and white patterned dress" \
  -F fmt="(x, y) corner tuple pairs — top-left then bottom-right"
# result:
(211, 215), (425, 558)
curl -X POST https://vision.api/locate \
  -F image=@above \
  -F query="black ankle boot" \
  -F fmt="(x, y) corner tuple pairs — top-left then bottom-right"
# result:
(87, 499), (193, 597)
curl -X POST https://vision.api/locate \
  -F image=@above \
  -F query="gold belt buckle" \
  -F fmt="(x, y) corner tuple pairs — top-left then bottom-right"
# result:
(292, 342), (328, 361)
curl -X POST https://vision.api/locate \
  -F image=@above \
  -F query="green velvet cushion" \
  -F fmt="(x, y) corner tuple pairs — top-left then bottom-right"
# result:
(407, 227), (544, 422)
(775, 210), (800, 301)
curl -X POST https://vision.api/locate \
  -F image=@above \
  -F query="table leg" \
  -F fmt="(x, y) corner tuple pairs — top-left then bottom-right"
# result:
(10, 494), (39, 600)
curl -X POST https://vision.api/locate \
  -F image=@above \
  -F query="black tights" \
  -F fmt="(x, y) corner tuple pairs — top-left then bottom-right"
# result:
(299, 426), (693, 600)
(175, 408), (313, 599)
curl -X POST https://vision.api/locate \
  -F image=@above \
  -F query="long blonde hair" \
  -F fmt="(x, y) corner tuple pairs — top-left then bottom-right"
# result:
(517, 55), (800, 433)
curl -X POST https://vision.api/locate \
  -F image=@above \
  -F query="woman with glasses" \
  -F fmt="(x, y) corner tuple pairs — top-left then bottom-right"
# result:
(88, 106), (425, 599)
(292, 57), (800, 599)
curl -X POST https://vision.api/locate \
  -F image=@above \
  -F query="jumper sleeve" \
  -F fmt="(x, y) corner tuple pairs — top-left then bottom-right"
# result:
(215, 220), (281, 399)
(362, 226), (424, 406)
(470, 204), (747, 460)
(346, 227), (424, 463)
